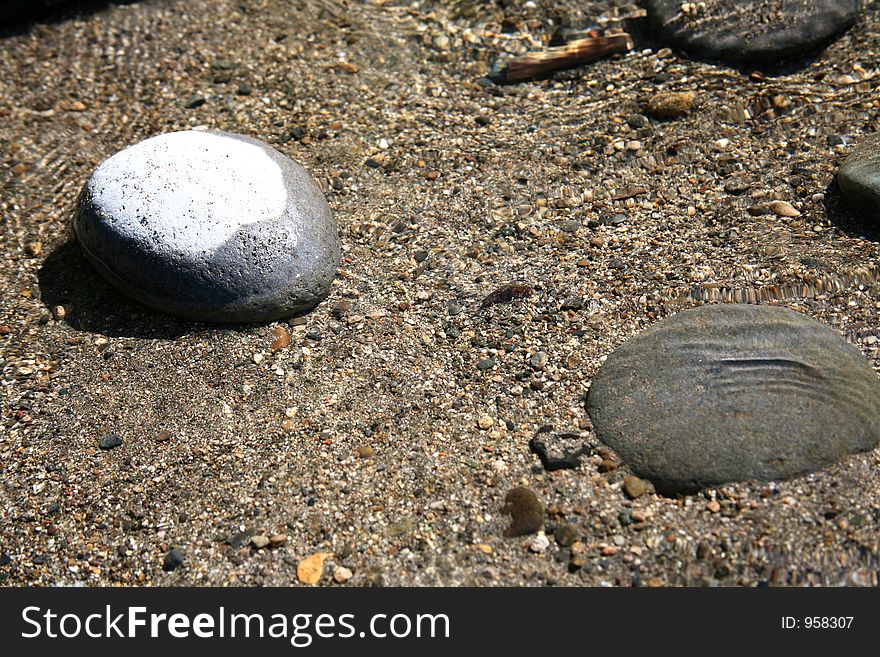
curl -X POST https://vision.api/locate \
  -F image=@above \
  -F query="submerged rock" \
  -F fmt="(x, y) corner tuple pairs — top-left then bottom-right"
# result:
(73, 130), (338, 323)
(838, 131), (880, 221)
(587, 304), (880, 494)
(644, 0), (862, 64)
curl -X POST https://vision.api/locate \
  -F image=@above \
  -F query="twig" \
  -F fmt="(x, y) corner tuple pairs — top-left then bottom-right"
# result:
(489, 33), (633, 84)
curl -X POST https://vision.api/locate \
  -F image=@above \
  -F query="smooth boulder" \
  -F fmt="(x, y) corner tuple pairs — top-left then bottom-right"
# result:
(644, 0), (862, 64)
(586, 304), (880, 494)
(838, 131), (880, 221)
(73, 130), (339, 323)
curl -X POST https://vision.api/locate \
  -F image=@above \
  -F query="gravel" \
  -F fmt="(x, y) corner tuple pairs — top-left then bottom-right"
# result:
(1, 0), (879, 588)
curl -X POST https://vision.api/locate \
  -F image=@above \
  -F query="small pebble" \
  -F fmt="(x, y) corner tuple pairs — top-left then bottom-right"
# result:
(162, 548), (184, 571)
(98, 434), (123, 450)
(529, 533), (550, 553)
(554, 523), (579, 547)
(297, 552), (331, 585)
(251, 535), (270, 549)
(502, 487), (544, 537)
(645, 91), (697, 119)
(623, 475), (647, 499)
(770, 200), (801, 217)
(333, 566), (353, 583)
(271, 325), (291, 350)
(356, 446), (375, 458)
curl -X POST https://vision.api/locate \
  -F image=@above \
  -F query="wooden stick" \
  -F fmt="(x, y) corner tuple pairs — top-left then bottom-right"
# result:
(489, 33), (633, 84)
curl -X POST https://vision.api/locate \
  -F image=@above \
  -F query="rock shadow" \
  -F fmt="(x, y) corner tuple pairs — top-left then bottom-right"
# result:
(0, 1), (142, 35)
(823, 177), (880, 242)
(37, 239), (203, 339)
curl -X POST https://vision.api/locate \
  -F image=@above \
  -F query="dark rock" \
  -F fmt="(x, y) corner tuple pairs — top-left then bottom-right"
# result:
(183, 95), (206, 109)
(502, 487), (544, 537)
(162, 548), (185, 571)
(554, 523), (579, 547)
(0, 553), (11, 566)
(98, 433), (123, 450)
(724, 178), (750, 195)
(838, 132), (880, 220)
(586, 304), (880, 494)
(481, 283), (534, 307)
(560, 297), (584, 311)
(644, 0), (861, 64)
(73, 130), (339, 323)
(529, 426), (592, 471)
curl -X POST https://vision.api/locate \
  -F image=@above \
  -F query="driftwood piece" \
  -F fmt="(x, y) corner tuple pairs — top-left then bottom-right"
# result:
(489, 33), (633, 84)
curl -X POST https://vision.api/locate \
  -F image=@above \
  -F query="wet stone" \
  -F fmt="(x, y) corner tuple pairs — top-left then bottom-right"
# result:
(586, 304), (880, 494)
(73, 130), (339, 323)
(644, 1), (862, 64)
(838, 132), (880, 221)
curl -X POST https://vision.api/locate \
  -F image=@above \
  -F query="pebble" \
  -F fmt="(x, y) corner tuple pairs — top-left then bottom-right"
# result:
(528, 427), (591, 471)
(162, 548), (184, 572)
(269, 534), (288, 548)
(183, 95), (206, 109)
(569, 541), (587, 569)
(155, 429), (172, 443)
(645, 91), (697, 119)
(529, 351), (548, 369)
(770, 200), (801, 217)
(73, 130), (339, 323)
(271, 326), (291, 350)
(98, 433), (123, 450)
(333, 566), (353, 583)
(297, 552), (332, 585)
(502, 487), (544, 537)
(529, 533), (550, 554)
(838, 131), (880, 219)
(554, 523), (579, 547)
(356, 446), (375, 458)
(251, 535), (270, 549)
(477, 414), (494, 430)
(481, 283), (533, 307)
(623, 475), (648, 499)
(644, 0), (862, 64)
(587, 304), (880, 493)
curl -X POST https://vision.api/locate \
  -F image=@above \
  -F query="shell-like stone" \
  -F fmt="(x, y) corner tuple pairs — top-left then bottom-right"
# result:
(586, 304), (880, 493)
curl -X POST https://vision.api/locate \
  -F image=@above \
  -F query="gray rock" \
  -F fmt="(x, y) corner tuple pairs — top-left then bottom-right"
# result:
(586, 304), (880, 494)
(73, 130), (339, 323)
(644, 0), (862, 64)
(162, 548), (184, 572)
(838, 131), (880, 221)
(98, 433), (123, 450)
